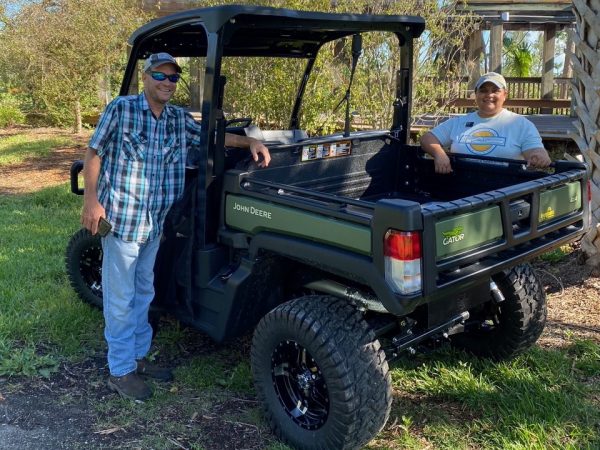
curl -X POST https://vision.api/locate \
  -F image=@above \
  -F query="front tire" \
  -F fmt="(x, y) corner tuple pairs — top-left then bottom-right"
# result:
(251, 295), (392, 450)
(451, 263), (547, 360)
(65, 228), (103, 308)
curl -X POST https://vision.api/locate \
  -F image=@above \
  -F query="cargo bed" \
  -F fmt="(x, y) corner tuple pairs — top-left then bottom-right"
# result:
(224, 131), (588, 299)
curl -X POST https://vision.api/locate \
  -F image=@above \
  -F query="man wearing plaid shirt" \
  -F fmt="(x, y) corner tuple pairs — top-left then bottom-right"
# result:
(81, 52), (270, 401)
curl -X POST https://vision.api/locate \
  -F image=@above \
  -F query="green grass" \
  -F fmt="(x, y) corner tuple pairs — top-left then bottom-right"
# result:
(367, 345), (600, 449)
(0, 134), (74, 166)
(0, 183), (102, 377)
(537, 244), (574, 263)
(0, 133), (598, 449)
(176, 353), (255, 394)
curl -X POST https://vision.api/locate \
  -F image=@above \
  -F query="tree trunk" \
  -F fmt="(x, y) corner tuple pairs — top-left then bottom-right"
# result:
(74, 100), (82, 135)
(571, 0), (600, 267)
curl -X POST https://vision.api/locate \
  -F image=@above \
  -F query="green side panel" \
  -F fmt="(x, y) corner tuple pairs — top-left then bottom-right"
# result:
(225, 195), (371, 255)
(435, 206), (503, 259)
(539, 182), (582, 223)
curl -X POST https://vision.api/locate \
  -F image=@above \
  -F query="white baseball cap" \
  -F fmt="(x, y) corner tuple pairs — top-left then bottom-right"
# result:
(475, 72), (507, 90)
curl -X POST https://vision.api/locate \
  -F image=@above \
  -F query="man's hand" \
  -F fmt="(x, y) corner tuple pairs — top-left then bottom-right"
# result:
(433, 152), (452, 174)
(524, 148), (551, 169)
(81, 199), (106, 236)
(249, 139), (271, 168)
(225, 133), (271, 168)
(421, 131), (453, 174)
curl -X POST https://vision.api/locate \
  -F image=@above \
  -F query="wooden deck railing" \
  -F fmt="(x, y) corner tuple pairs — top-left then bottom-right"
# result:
(431, 76), (573, 116)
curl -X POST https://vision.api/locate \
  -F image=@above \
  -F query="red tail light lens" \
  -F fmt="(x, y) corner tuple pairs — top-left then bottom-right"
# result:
(384, 230), (422, 295)
(384, 230), (422, 260)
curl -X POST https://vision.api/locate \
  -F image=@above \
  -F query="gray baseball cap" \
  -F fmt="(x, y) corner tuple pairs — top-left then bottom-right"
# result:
(475, 72), (507, 90)
(143, 52), (182, 73)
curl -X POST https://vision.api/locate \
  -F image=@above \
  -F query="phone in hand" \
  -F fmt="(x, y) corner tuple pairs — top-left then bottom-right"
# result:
(97, 217), (112, 237)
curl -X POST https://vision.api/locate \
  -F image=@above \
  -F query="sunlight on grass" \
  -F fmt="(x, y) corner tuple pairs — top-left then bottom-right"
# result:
(538, 244), (574, 263)
(0, 184), (103, 376)
(383, 344), (600, 449)
(0, 134), (74, 166)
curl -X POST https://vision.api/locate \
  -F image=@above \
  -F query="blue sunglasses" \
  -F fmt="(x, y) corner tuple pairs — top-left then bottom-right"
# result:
(150, 71), (180, 83)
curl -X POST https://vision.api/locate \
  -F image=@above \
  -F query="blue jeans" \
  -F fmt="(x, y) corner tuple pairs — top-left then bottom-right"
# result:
(101, 233), (161, 377)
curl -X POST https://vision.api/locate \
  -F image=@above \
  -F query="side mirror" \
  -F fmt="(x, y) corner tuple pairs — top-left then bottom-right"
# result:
(70, 160), (84, 195)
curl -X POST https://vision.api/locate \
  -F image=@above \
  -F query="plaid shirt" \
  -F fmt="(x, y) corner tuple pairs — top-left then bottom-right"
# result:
(89, 93), (201, 243)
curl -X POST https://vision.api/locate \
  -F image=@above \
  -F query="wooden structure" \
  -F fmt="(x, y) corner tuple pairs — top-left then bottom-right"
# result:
(571, 0), (600, 263)
(457, 0), (575, 113)
(440, 76), (573, 115)
(413, 1), (579, 143)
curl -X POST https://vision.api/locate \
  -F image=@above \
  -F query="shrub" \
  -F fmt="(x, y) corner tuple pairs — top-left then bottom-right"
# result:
(0, 95), (25, 127)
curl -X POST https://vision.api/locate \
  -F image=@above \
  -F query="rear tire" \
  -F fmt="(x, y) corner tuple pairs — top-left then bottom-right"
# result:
(251, 295), (392, 450)
(451, 263), (546, 360)
(65, 228), (103, 308)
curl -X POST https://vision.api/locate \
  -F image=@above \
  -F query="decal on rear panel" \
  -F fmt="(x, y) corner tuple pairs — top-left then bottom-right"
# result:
(301, 140), (352, 162)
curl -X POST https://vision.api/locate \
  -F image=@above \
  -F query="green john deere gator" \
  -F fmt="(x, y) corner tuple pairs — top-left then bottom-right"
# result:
(66, 5), (590, 449)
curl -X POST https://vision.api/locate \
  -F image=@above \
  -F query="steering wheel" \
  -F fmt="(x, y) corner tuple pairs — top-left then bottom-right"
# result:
(225, 117), (253, 128)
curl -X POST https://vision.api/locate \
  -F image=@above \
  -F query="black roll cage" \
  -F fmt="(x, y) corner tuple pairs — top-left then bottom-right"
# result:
(120, 5), (425, 246)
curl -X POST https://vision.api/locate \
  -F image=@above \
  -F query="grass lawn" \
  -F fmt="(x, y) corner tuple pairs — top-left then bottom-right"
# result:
(0, 132), (598, 449)
(0, 133), (74, 165)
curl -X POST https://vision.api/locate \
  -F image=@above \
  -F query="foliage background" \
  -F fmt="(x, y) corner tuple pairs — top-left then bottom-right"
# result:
(0, 0), (150, 131)
(0, 0), (478, 134)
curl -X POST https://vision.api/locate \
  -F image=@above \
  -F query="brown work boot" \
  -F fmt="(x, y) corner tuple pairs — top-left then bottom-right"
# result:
(136, 358), (174, 382)
(107, 372), (152, 401)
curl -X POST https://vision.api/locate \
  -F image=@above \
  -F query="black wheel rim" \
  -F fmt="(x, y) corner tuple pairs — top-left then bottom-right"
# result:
(79, 245), (103, 299)
(271, 340), (329, 430)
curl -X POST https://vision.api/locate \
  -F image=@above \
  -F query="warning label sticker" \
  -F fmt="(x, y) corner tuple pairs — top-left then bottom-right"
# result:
(301, 140), (352, 162)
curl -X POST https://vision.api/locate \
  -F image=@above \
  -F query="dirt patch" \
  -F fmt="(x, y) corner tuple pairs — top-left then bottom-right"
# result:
(536, 245), (600, 347)
(0, 127), (89, 196)
(0, 128), (598, 449)
(0, 337), (274, 450)
(0, 357), (110, 450)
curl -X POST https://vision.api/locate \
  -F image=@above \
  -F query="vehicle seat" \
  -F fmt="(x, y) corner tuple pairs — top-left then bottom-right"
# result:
(244, 124), (308, 145)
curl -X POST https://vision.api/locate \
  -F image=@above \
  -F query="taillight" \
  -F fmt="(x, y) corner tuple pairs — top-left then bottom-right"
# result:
(384, 230), (422, 295)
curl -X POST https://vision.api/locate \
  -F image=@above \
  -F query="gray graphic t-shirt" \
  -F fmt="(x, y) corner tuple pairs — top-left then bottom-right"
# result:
(430, 109), (543, 160)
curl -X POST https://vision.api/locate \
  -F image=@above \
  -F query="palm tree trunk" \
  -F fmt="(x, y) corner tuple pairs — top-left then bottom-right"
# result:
(571, 0), (600, 267)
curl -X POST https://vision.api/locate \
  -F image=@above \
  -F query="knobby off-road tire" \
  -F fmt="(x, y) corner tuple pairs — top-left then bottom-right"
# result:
(65, 228), (103, 308)
(451, 263), (547, 360)
(251, 295), (392, 450)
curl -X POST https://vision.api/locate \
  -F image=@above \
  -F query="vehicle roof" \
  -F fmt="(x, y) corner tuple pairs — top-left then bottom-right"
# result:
(129, 4), (426, 58)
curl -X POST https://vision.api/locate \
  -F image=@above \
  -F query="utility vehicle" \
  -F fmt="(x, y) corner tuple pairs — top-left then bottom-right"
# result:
(66, 6), (590, 449)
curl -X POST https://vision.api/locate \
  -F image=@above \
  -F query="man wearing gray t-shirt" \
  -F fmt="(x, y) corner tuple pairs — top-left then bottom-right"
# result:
(420, 72), (551, 174)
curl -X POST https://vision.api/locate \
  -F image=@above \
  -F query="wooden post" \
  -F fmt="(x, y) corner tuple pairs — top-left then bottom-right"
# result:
(563, 27), (576, 117)
(467, 29), (483, 91)
(541, 23), (556, 114)
(563, 27), (574, 79)
(490, 21), (503, 74)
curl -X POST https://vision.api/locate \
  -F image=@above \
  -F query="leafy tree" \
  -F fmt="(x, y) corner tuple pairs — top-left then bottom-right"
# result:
(0, 0), (478, 134)
(0, 0), (150, 132)
(202, 0), (478, 133)
(503, 34), (534, 77)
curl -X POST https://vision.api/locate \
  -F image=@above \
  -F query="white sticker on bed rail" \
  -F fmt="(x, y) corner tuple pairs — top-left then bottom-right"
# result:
(301, 140), (352, 161)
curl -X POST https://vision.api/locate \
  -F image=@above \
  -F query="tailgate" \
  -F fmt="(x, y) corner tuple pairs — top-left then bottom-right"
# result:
(419, 164), (588, 295)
